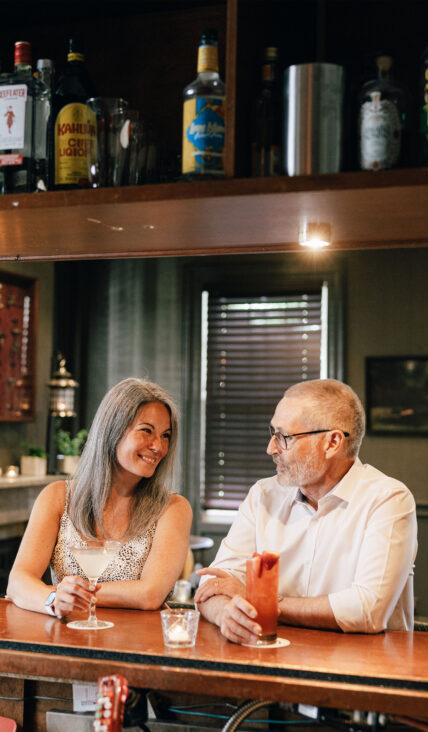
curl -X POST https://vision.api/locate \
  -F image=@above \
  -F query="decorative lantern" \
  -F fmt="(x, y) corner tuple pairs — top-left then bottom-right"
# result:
(47, 355), (79, 417)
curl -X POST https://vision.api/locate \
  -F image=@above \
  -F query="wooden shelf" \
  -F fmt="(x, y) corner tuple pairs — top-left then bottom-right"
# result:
(1, 1), (426, 262)
(0, 169), (427, 261)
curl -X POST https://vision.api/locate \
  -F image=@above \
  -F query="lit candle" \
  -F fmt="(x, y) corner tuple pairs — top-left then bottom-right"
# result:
(5, 465), (19, 478)
(168, 623), (191, 643)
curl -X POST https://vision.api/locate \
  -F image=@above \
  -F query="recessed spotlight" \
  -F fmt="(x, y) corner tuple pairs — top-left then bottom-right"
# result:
(299, 222), (332, 248)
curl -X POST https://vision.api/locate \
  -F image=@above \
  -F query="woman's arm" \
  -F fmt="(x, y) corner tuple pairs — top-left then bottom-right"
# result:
(95, 493), (193, 610)
(7, 481), (94, 616)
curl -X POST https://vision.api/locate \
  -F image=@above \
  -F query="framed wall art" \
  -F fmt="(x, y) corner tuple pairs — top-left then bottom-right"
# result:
(0, 269), (38, 421)
(366, 356), (428, 435)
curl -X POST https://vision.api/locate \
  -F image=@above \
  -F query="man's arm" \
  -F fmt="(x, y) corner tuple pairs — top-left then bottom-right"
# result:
(279, 595), (339, 630)
(199, 591), (339, 644)
(328, 488), (417, 633)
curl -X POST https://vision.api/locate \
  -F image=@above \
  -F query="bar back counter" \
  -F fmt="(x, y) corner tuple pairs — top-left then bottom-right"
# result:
(0, 599), (427, 730)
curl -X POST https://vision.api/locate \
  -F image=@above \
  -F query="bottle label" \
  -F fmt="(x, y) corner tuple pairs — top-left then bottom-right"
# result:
(182, 96), (225, 175)
(262, 63), (275, 83)
(54, 103), (97, 186)
(359, 91), (401, 170)
(197, 45), (219, 73)
(0, 84), (27, 161)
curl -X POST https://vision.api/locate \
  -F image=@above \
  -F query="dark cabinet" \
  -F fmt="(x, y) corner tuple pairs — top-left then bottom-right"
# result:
(0, 0), (427, 261)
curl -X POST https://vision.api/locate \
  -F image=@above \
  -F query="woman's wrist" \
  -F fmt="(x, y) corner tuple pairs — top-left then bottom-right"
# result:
(44, 590), (63, 619)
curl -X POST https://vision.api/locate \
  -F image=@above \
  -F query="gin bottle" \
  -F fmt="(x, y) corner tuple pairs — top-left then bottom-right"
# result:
(251, 47), (282, 176)
(0, 41), (40, 193)
(182, 28), (226, 178)
(358, 53), (409, 171)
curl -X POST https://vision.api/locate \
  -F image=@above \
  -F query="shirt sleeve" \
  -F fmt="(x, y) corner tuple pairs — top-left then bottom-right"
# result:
(328, 485), (417, 633)
(199, 481), (261, 585)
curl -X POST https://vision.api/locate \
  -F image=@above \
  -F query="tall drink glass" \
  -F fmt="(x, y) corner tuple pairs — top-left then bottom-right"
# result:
(246, 551), (279, 645)
(67, 539), (121, 630)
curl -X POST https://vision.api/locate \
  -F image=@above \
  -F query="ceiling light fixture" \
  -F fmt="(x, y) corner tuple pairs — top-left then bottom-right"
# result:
(299, 222), (332, 249)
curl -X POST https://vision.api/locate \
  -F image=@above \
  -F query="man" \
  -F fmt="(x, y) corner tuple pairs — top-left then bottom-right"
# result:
(195, 379), (417, 644)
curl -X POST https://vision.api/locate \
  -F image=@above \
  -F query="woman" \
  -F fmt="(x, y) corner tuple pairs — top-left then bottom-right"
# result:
(7, 378), (192, 619)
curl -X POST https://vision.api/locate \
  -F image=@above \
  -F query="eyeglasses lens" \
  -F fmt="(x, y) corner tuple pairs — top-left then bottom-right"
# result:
(269, 427), (287, 450)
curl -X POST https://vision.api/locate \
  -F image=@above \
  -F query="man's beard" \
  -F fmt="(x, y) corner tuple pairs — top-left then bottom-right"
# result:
(274, 449), (323, 488)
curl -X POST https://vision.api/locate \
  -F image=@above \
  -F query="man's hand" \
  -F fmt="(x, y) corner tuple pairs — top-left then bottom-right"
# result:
(216, 595), (262, 644)
(194, 567), (246, 603)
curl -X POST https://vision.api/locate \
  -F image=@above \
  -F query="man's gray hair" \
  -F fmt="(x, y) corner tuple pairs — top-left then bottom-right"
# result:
(284, 378), (365, 457)
(69, 377), (178, 540)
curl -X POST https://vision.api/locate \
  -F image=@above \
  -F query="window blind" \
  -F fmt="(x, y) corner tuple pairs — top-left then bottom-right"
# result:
(202, 291), (325, 510)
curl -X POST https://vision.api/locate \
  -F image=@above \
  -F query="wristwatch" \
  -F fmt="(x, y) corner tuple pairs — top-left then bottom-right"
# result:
(45, 590), (57, 617)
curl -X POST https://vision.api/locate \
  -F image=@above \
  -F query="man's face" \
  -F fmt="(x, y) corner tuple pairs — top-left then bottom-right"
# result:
(267, 396), (328, 490)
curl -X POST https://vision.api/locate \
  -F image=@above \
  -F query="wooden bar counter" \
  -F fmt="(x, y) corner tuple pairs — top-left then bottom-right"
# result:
(0, 598), (427, 727)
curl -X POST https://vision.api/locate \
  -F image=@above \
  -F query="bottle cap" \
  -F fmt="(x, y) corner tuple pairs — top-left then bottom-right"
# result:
(67, 37), (85, 62)
(200, 28), (218, 46)
(14, 41), (31, 66)
(376, 55), (393, 72)
(265, 47), (278, 61)
(36, 58), (53, 71)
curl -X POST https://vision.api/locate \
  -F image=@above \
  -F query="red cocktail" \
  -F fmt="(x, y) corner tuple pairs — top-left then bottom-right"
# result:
(246, 551), (279, 644)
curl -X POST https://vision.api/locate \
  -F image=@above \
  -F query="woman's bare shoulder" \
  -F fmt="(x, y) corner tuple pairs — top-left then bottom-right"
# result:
(36, 480), (68, 512)
(166, 492), (192, 517)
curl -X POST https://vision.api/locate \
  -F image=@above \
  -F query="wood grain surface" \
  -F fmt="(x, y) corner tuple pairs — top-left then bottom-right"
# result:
(0, 599), (427, 717)
(0, 170), (428, 262)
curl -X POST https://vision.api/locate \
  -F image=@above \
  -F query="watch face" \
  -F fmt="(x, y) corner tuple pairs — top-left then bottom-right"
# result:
(45, 591), (56, 607)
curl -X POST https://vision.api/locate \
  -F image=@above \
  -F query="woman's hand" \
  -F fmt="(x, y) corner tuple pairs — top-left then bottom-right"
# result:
(194, 567), (246, 603)
(54, 575), (100, 617)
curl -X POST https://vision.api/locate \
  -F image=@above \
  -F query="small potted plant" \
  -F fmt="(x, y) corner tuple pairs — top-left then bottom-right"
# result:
(56, 428), (88, 475)
(20, 443), (48, 477)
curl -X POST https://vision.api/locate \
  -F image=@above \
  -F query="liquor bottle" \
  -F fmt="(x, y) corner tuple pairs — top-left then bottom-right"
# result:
(182, 28), (226, 178)
(0, 41), (41, 193)
(420, 46), (428, 166)
(357, 52), (409, 171)
(34, 58), (54, 191)
(49, 38), (97, 189)
(251, 47), (282, 176)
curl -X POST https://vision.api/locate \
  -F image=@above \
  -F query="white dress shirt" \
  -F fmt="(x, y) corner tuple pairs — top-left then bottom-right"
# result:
(207, 459), (417, 633)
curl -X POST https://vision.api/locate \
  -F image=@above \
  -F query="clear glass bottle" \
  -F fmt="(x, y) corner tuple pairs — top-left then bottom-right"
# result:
(34, 58), (54, 191)
(182, 28), (226, 178)
(0, 41), (41, 193)
(251, 47), (282, 177)
(49, 38), (97, 189)
(358, 53), (409, 171)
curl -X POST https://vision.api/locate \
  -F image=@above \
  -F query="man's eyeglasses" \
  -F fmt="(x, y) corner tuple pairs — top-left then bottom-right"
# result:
(268, 425), (350, 451)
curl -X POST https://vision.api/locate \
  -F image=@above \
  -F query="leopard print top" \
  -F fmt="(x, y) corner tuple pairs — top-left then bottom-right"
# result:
(50, 482), (156, 584)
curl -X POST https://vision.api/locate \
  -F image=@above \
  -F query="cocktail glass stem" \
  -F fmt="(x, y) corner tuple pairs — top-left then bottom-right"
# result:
(87, 578), (98, 626)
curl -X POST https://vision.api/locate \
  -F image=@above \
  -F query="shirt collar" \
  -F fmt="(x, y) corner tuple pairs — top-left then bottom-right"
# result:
(291, 457), (362, 505)
(329, 457), (362, 503)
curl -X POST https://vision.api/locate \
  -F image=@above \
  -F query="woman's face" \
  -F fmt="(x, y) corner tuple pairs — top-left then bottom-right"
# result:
(116, 401), (172, 481)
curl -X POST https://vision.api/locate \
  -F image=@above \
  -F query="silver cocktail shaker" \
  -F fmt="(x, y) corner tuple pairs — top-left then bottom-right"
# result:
(283, 62), (345, 175)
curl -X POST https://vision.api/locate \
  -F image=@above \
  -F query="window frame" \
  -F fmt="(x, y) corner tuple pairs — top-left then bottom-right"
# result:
(181, 254), (345, 533)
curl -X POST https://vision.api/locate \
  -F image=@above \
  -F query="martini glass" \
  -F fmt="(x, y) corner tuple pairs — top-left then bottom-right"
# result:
(67, 539), (121, 630)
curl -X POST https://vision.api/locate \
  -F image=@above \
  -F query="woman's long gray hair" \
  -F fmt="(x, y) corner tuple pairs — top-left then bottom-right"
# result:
(69, 378), (178, 540)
